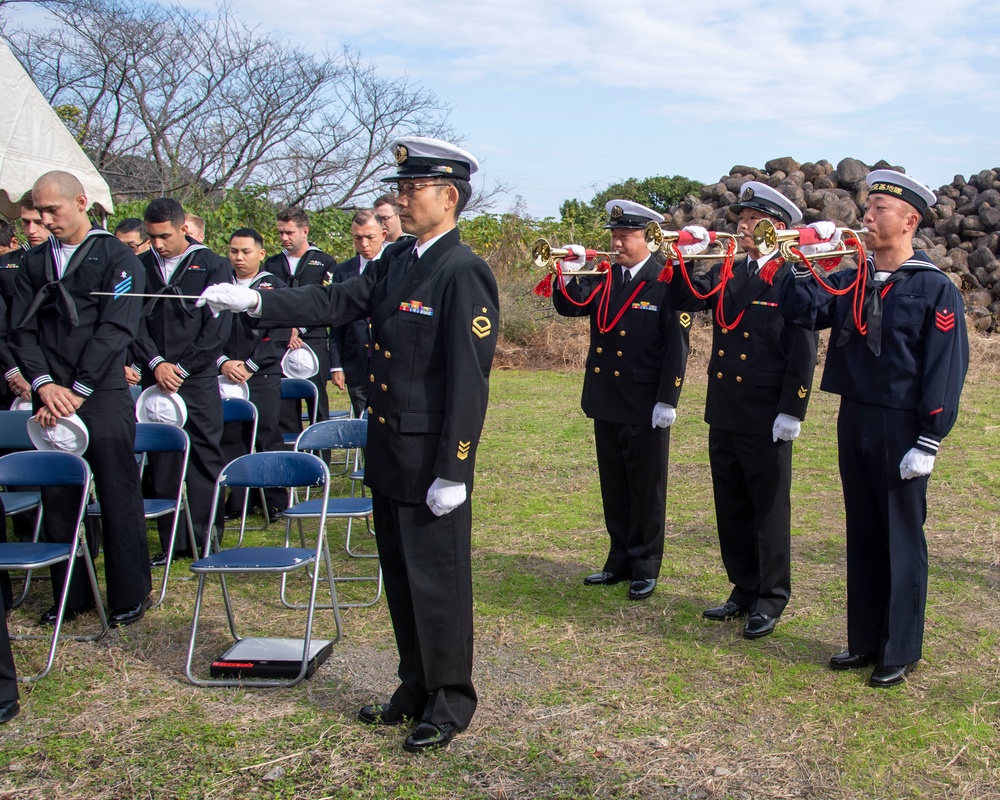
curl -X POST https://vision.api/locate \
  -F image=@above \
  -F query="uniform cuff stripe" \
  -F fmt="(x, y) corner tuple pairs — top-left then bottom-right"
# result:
(32, 375), (53, 391)
(72, 382), (94, 397)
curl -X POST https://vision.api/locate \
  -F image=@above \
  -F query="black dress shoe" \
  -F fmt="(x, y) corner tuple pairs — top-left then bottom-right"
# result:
(358, 702), (411, 726)
(869, 661), (917, 688)
(38, 604), (95, 626)
(583, 571), (628, 586)
(403, 721), (458, 753)
(829, 651), (878, 671)
(743, 612), (777, 639)
(266, 508), (285, 521)
(0, 699), (19, 725)
(702, 601), (749, 621)
(149, 551), (169, 568)
(628, 579), (656, 600)
(109, 596), (152, 627)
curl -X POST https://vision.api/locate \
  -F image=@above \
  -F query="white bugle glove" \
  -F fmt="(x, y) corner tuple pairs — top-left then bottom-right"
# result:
(560, 244), (587, 273)
(772, 413), (801, 442)
(677, 225), (710, 258)
(900, 447), (935, 480)
(426, 477), (468, 517)
(651, 402), (676, 429)
(798, 222), (842, 258)
(196, 284), (260, 317)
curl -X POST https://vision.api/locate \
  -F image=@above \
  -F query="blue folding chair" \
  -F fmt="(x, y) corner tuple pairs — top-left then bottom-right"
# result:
(286, 418), (381, 609)
(0, 451), (108, 682)
(0, 410), (44, 607)
(89, 423), (196, 608)
(279, 378), (318, 446)
(221, 397), (268, 542)
(184, 451), (342, 688)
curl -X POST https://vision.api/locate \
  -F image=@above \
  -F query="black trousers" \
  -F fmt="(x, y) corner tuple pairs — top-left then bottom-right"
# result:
(593, 419), (668, 581)
(838, 397), (928, 666)
(146, 375), (225, 554)
(45, 388), (150, 610)
(0, 587), (17, 703)
(346, 381), (369, 419)
(222, 371), (286, 513)
(709, 427), (792, 617)
(372, 492), (477, 730)
(279, 337), (331, 434)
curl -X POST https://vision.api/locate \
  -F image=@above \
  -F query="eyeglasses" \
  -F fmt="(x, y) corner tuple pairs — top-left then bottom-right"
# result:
(375, 212), (397, 223)
(391, 182), (445, 199)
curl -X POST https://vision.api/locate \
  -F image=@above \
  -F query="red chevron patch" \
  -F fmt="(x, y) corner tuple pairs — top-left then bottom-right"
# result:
(935, 309), (955, 333)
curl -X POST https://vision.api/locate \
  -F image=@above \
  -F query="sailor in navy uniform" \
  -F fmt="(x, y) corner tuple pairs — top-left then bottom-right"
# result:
(263, 209), (338, 438)
(553, 200), (689, 601)
(133, 198), (232, 559)
(11, 171), (151, 625)
(670, 182), (818, 639)
(198, 137), (499, 753)
(218, 228), (289, 517)
(779, 169), (969, 687)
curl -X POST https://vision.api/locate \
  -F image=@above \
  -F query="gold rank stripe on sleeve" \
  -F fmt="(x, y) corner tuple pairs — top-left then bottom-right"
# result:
(457, 440), (471, 460)
(798, 386), (809, 398)
(472, 315), (492, 339)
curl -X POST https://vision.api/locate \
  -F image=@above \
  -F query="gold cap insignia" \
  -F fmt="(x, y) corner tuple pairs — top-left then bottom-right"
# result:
(472, 315), (492, 339)
(679, 312), (692, 329)
(457, 440), (471, 461)
(611, 205), (624, 219)
(394, 144), (409, 164)
(741, 187), (755, 201)
(797, 385), (808, 399)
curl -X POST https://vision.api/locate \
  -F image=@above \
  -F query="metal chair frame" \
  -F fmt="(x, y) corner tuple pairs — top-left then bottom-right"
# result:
(184, 451), (341, 688)
(0, 451), (108, 682)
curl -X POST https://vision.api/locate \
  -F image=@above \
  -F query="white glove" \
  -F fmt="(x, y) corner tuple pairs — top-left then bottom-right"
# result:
(560, 244), (587, 273)
(799, 224), (842, 258)
(651, 403), (676, 428)
(900, 448), (935, 480)
(678, 225), (710, 258)
(772, 413), (801, 442)
(196, 284), (260, 317)
(426, 477), (467, 517)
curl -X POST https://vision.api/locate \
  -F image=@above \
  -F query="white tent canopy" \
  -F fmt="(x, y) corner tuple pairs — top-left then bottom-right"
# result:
(0, 36), (114, 218)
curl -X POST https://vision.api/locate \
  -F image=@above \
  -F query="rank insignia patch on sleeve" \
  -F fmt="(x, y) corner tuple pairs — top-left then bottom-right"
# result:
(935, 308), (955, 332)
(797, 386), (808, 399)
(679, 312), (692, 328)
(472, 316), (492, 339)
(457, 440), (470, 460)
(114, 274), (133, 299)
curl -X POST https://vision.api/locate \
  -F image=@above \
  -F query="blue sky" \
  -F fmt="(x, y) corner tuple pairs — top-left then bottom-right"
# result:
(10, 1), (1000, 218)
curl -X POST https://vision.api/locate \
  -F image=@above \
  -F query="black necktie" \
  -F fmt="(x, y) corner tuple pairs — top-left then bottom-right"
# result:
(622, 269), (632, 287)
(392, 247), (418, 289)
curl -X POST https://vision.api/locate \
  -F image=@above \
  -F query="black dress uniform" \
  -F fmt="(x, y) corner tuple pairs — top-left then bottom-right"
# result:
(669, 253), (818, 618)
(218, 271), (289, 514)
(780, 251), (968, 666)
(330, 253), (374, 417)
(554, 254), (689, 583)
(133, 241), (232, 553)
(11, 230), (150, 611)
(256, 228), (498, 731)
(264, 247), (337, 433)
(0, 248), (26, 410)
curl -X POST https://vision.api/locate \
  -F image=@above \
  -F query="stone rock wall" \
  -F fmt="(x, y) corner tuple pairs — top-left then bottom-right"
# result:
(665, 157), (999, 332)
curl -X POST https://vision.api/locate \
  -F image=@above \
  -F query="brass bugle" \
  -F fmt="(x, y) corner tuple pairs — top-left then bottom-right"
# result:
(752, 219), (868, 261)
(644, 221), (739, 259)
(531, 238), (618, 275)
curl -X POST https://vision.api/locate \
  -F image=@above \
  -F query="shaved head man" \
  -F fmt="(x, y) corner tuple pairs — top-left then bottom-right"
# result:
(9, 170), (152, 625)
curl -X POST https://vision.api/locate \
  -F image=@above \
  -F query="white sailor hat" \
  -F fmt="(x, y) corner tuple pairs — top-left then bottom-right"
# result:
(136, 386), (188, 427)
(281, 343), (320, 380)
(218, 376), (250, 401)
(10, 397), (32, 412)
(27, 413), (90, 455)
(866, 169), (937, 214)
(603, 199), (665, 230)
(729, 181), (803, 226)
(382, 136), (479, 182)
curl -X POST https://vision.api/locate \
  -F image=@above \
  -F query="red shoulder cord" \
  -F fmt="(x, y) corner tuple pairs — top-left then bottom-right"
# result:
(545, 260), (612, 306)
(664, 236), (750, 331)
(787, 231), (869, 335)
(548, 259), (648, 334)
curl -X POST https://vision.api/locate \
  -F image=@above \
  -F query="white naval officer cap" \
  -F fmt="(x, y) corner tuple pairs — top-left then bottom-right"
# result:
(866, 169), (937, 214)
(729, 181), (803, 226)
(382, 136), (479, 182)
(603, 199), (665, 230)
